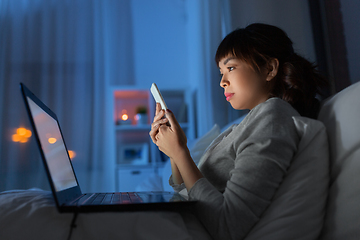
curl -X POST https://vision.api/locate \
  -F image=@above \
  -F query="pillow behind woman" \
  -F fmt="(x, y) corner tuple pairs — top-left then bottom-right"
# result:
(244, 116), (329, 240)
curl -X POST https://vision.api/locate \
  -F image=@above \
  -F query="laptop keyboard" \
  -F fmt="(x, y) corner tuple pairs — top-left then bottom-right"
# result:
(84, 192), (143, 205)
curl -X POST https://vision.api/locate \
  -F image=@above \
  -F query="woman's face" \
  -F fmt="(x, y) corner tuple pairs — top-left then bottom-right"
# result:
(219, 56), (271, 110)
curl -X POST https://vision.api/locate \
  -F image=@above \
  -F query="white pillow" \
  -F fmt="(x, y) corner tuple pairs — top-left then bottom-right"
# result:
(162, 124), (221, 191)
(244, 116), (329, 240)
(318, 81), (360, 240)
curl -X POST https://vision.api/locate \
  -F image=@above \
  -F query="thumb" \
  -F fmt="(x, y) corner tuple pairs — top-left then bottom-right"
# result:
(165, 109), (180, 129)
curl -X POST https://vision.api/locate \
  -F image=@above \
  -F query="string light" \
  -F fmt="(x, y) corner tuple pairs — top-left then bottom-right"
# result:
(12, 127), (32, 143)
(68, 150), (76, 160)
(12, 127), (76, 160)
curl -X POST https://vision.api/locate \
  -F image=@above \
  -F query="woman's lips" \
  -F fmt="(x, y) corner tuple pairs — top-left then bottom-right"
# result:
(225, 93), (234, 101)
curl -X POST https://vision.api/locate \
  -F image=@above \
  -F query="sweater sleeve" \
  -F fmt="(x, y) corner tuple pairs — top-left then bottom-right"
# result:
(169, 175), (186, 193)
(188, 100), (300, 240)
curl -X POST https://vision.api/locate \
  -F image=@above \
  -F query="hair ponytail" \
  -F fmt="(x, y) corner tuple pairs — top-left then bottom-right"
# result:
(273, 53), (327, 119)
(215, 23), (329, 119)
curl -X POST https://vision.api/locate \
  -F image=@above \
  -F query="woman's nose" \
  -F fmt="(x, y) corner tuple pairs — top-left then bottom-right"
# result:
(220, 76), (229, 88)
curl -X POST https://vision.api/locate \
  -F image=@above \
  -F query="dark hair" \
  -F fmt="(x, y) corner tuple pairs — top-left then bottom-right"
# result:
(215, 23), (328, 119)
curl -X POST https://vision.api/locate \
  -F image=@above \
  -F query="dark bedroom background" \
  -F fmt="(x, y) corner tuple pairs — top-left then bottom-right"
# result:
(0, 0), (359, 192)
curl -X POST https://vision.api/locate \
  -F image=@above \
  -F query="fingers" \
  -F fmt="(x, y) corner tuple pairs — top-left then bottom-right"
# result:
(155, 103), (162, 116)
(165, 109), (187, 146)
(150, 118), (169, 143)
(149, 124), (166, 146)
(150, 103), (169, 144)
(151, 116), (169, 131)
(149, 124), (160, 143)
(150, 109), (177, 144)
(153, 104), (165, 123)
(165, 109), (180, 129)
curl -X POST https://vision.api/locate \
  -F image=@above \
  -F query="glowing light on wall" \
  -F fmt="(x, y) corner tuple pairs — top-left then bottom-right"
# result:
(12, 127), (32, 143)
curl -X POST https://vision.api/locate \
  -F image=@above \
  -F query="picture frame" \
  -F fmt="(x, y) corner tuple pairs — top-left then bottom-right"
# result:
(118, 143), (149, 165)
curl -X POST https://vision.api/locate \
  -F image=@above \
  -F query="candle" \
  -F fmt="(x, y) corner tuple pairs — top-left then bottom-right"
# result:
(117, 110), (132, 125)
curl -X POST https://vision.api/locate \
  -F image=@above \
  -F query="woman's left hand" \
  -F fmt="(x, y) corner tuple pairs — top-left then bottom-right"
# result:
(155, 110), (188, 159)
(152, 108), (203, 190)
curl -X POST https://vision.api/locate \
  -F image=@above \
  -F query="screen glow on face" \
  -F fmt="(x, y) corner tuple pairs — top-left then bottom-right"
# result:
(28, 97), (77, 192)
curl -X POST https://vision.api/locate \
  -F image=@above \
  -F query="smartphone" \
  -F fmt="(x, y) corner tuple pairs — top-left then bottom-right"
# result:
(150, 83), (168, 110)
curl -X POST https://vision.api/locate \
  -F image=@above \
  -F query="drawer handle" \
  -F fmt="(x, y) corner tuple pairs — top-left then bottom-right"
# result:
(131, 171), (141, 175)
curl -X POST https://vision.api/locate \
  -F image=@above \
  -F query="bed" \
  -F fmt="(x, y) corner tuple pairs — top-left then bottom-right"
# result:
(0, 122), (225, 240)
(0, 188), (212, 240)
(2, 81), (360, 240)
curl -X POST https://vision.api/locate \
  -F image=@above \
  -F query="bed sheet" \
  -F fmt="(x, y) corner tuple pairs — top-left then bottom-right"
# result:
(0, 189), (211, 240)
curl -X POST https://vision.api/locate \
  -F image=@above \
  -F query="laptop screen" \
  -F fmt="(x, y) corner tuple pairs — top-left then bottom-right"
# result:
(27, 96), (77, 192)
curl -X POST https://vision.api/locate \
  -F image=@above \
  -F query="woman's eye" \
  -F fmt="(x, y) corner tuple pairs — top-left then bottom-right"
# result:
(228, 67), (234, 71)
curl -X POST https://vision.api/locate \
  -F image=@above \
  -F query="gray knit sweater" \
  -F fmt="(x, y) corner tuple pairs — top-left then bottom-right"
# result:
(172, 98), (301, 240)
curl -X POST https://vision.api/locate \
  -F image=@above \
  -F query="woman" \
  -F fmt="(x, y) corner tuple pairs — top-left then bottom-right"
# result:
(149, 23), (328, 240)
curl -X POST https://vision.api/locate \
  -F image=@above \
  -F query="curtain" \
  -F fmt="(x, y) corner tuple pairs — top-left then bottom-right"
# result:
(0, 0), (133, 192)
(186, 0), (236, 137)
(0, 0), (235, 192)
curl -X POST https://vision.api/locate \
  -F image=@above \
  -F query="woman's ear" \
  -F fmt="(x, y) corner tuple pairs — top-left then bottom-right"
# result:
(266, 58), (279, 81)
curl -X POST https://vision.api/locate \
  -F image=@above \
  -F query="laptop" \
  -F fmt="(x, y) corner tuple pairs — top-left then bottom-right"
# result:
(20, 83), (195, 213)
